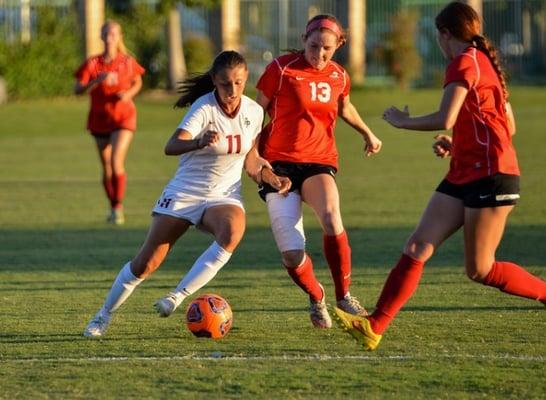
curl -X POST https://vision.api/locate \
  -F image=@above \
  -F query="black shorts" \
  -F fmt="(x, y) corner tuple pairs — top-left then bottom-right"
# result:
(436, 173), (520, 208)
(258, 161), (337, 201)
(90, 131), (115, 139)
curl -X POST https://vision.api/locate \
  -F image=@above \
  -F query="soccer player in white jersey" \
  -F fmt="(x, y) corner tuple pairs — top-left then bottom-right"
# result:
(83, 51), (291, 337)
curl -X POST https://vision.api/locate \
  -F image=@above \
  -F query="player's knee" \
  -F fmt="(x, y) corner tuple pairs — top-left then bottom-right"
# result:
(282, 250), (305, 268)
(403, 237), (434, 262)
(215, 226), (244, 252)
(317, 210), (342, 235)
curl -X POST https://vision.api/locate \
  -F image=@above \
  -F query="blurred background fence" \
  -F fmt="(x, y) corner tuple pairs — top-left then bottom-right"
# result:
(1, 0), (545, 99)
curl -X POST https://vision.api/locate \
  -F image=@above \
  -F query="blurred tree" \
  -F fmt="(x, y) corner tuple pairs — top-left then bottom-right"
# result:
(381, 8), (422, 89)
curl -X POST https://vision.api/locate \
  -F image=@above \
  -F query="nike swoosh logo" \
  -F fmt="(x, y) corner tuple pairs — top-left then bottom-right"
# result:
(479, 194), (491, 199)
(295, 77), (304, 80)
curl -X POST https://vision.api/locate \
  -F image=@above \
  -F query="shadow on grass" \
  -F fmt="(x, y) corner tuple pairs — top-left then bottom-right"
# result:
(0, 225), (544, 273)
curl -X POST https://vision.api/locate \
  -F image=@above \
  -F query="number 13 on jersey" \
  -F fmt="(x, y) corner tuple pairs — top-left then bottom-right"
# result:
(309, 82), (331, 103)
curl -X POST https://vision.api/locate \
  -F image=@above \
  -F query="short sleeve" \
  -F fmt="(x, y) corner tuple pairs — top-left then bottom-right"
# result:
(74, 60), (92, 85)
(176, 101), (207, 138)
(130, 57), (145, 77)
(252, 107), (264, 140)
(256, 60), (281, 101)
(342, 69), (351, 98)
(444, 54), (477, 89)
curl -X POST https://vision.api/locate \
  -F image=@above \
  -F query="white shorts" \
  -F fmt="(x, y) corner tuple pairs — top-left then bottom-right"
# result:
(152, 187), (244, 225)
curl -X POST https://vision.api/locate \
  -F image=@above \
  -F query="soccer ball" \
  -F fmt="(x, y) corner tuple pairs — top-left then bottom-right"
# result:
(185, 294), (233, 339)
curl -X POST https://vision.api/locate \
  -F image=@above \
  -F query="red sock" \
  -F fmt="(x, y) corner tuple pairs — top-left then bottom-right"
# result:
(112, 173), (127, 209)
(483, 261), (546, 302)
(285, 254), (324, 301)
(102, 177), (115, 206)
(369, 254), (425, 335)
(323, 231), (352, 301)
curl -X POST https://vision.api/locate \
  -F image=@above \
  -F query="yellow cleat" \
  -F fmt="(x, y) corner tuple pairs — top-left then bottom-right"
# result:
(333, 306), (382, 351)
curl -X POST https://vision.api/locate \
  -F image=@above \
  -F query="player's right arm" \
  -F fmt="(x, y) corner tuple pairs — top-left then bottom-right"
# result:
(505, 102), (516, 136)
(256, 90), (271, 110)
(74, 73), (108, 95)
(164, 128), (219, 156)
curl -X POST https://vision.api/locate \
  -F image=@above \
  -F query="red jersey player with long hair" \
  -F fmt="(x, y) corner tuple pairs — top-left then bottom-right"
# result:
(334, 1), (545, 350)
(75, 21), (145, 225)
(253, 14), (382, 328)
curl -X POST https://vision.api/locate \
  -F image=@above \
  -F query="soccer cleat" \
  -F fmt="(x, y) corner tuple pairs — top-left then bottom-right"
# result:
(154, 292), (183, 317)
(336, 294), (368, 317)
(309, 297), (332, 328)
(83, 312), (111, 338)
(333, 306), (382, 351)
(107, 208), (125, 225)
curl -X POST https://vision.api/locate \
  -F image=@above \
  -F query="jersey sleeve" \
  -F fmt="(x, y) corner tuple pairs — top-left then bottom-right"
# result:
(444, 54), (477, 90)
(74, 59), (93, 85)
(256, 60), (281, 100)
(342, 69), (351, 99)
(252, 107), (264, 140)
(130, 57), (145, 77)
(176, 100), (208, 139)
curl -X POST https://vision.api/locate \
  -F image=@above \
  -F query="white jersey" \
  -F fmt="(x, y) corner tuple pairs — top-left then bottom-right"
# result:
(165, 92), (264, 198)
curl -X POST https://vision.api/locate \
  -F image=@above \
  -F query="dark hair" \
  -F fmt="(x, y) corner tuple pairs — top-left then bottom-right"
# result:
(174, 50), (247, 108)
(435, 1), (508, 98)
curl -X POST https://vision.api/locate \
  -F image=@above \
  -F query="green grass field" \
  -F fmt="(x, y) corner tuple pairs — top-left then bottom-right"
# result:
(0, 87), (545, 399)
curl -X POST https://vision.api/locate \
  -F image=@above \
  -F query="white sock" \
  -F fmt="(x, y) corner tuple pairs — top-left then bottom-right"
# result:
(173, 242), (232, 299)
(99, 262), (144, 316)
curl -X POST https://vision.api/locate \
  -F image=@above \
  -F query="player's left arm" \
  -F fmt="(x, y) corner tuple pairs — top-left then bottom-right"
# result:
(339, 95), (382, 156)
(383, 81), (468, 131)
(118, 75), (143, 102)
(244, 136), (272, 182)
(505, 102), (516, 136)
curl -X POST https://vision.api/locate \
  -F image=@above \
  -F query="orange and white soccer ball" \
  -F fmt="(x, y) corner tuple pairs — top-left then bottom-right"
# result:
(185, 294), (233, 339)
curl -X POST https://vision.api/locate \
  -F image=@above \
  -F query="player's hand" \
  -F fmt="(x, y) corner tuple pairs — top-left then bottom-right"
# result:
(245, 156), (273, 182)
(364, 135), (382, 157)
(383, 105), (410, 128)
(262, 168), (291, 196)
(198, 130), (221, 148)
(117, 91), (130, 102)
(432, 134), (452, 158)
(95, 72), (108, 84)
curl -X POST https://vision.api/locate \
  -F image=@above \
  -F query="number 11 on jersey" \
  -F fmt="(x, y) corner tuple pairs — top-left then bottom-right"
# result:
(226, 134), (241, 154)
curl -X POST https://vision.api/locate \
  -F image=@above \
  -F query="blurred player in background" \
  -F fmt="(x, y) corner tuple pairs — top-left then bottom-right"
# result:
(83, 51), (290, 338)
(74, 21), (145, 225)
(334, 1), (546, 350)
(250, 14), (382, 328)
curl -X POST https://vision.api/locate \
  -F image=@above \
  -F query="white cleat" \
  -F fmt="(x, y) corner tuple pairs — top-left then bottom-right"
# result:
(309, 296), (332, 328)
(83, 313), (111, 338)
(336, 294), (368, 317)
(154, 292), (182, 317)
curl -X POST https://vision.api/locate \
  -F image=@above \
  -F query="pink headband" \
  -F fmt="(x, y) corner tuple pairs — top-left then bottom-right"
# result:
(305, 18), (342, 38)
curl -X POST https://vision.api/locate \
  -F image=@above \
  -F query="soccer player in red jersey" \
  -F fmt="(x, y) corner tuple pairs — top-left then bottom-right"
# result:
(75, 21), (145, 225)
(252, 14), (382, 328)
(334, 1), (546, 350)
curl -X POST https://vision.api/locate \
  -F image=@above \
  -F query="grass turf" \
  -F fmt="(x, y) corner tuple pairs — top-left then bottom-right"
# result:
(0, 87), (544, 399)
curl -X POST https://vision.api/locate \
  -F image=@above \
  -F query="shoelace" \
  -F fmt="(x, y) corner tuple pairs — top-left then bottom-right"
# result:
(344, 296), (364, 311)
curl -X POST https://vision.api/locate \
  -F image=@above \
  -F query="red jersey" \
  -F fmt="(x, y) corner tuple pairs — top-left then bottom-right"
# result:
(75, 54), (145, 134)
(444, 47), (519, 184)
(256, 53), (350, 169)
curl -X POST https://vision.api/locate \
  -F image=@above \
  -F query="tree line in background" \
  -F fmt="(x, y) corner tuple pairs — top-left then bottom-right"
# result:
(0, 1), (217, 99)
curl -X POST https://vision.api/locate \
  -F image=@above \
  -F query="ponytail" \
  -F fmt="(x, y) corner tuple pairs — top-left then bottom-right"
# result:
(472, 34), (508, 98)
(174, 73), (215, 108)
